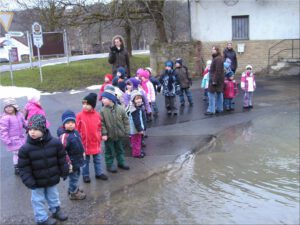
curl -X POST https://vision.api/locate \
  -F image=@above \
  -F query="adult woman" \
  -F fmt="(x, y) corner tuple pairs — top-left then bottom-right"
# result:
(108, 35), (130, 77)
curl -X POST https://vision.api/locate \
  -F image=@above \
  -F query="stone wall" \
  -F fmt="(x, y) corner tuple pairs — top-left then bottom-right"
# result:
(150, 39), (299, 77)
(200, 39), (300, 75)
(150, 40), (203, 77)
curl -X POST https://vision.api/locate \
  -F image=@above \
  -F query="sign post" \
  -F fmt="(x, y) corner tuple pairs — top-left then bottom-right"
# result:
(4, 34), (14, 86)
(32, 22), (43, 82)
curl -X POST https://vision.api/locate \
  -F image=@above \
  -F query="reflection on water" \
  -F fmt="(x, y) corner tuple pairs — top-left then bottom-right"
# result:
(90, 111), (299, 224)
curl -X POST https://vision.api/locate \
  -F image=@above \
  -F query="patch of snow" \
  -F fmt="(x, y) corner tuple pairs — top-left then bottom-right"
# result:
(86, 85), (101, 90)
(69, 90), (84, 94)
(0, 86), (40, 99)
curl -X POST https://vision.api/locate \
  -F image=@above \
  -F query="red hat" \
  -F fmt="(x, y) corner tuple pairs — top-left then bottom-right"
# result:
(105, 74), (113, 82)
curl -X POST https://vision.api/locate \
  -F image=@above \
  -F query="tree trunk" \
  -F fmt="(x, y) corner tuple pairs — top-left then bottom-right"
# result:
(124, 23), (132, 56)
(98, 23), (103, 53)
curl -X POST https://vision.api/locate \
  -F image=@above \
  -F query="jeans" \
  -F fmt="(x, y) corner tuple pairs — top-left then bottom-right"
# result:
(207, 91), (224, 113)
(104, 139), (126, 168)
(224, 98), (233, 110)
(82, 153), (103, 177)
(179, 88), (193, 104)
(151, 101), (159, 113)
(165, 96), (177, 113)
(31, 185), (60, 223)
(68, 169), (80, 193)
(243, 91), (253, 107)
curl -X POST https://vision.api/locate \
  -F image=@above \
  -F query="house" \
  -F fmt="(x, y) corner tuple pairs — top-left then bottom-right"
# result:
(0, 37), (29, 62)
(189, 0), (300, 74)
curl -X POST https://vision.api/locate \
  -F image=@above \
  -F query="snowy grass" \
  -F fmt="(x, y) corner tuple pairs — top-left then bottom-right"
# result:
(0, 55), (149, 92)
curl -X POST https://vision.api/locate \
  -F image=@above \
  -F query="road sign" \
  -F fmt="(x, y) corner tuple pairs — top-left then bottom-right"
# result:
(0, 12), (14, 32)
(8, 31), (24, 37)
(32, 22), (43, 48)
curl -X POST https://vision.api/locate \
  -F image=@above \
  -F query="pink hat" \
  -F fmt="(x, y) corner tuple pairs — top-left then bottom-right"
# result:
(140, 69), (150, 79)
(136, 68), (144, 77)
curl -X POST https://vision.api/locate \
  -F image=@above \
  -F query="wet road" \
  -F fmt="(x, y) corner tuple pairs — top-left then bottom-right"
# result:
(0, 75), (299, 224)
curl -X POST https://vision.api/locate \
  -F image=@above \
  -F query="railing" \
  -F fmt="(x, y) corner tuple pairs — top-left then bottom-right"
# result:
(267, 39), (300, 73)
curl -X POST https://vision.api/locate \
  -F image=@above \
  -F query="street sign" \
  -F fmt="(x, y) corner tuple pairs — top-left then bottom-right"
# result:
(0, 12), (14, 32)
(32, 22), (43, 48)
(8, 31), (24, 37)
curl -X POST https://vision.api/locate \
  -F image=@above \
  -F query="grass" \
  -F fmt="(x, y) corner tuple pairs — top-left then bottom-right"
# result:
(0, 55), (149, 92)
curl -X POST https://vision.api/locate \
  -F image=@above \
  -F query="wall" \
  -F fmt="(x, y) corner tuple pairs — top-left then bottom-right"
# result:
(150, 40), (203, 77)
(200, 39), (300, 75)
(190, 0), (300, 41)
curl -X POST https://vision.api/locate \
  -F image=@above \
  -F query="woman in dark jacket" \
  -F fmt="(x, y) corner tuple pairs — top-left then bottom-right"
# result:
(205, 46), (224, 115)
(108, 35), (130, 78)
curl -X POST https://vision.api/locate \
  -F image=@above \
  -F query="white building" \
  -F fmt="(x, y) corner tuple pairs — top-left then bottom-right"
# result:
(189, 0), (300, 73)
(0, 37), (29, 62)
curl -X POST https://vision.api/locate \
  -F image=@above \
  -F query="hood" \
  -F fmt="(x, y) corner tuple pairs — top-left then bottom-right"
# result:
(111, 35), (125, 48)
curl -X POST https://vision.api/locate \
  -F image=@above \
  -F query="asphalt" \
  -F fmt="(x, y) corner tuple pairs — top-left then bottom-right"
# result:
(0, 75), (299, 224)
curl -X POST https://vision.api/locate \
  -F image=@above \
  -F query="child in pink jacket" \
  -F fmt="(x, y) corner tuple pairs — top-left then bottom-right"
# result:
(24, 91), (50, 127)
(0, 98), (26, 175)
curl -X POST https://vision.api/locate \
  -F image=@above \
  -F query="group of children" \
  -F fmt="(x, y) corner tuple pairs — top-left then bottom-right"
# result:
(0, 57), (256, 225)
(201, 59), (256, 111)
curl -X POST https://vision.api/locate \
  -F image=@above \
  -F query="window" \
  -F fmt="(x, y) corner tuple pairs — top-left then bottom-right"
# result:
(232, 16), (249, 40)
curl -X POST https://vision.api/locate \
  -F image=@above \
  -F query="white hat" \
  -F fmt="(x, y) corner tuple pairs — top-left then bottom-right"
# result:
(246, 65), (253, 70)
(145, 67), (153, 74)
(27, 91), (40, 102)
(3, 98), (19, 111)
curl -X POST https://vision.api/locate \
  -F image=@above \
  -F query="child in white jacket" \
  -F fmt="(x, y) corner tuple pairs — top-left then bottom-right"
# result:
(241, 65), (256, 108)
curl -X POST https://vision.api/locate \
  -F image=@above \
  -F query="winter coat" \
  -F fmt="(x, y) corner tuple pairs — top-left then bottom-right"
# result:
(0, 112), (26, 151)
(201, 73), (209, 89)
(24, 101), (50, 128)
(175, 66), (191, 89)
(57, 127), (85, 171)
(150, 76), (161, 94)
(241, 71), (256, 92)
(141, 80), (156, 103)
(108, 36), (130, 77)
(159, 70), (180, 97)
(127, 106), (146, 135)
(224, 79), (238, 99)
(18, 130), (68, 189)
(112, 76), (127, 92)
(223, 48), (238, 71)
(76, 109), (102, 155)
(101, 104), (130, 141)
(208, 54), (224, 93)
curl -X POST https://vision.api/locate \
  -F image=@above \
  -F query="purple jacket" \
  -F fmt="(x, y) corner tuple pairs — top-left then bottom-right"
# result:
(24, 101), (50, 127)
(0, 112), (26, 151)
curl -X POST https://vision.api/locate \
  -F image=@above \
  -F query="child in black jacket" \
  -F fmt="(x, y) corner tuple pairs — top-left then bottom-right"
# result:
(57, 110), (86, 200)
(18, 114), (68, 225)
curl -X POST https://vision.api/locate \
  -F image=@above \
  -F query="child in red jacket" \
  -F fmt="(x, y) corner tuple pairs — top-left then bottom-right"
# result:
(223, 74), (238, 111)
(76, 93), (108, 183)
(98, 74), (113, 101)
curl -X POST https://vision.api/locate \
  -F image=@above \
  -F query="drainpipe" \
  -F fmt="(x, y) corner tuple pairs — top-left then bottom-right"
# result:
(187, 0), (192, 41)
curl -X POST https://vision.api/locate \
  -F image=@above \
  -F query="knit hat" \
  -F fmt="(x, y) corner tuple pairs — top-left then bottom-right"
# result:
(104, 84), (116, 93)
(104, 74), (113, 82)
(101, 91), (118, 103)
(62, 110), (76, 125)
(145, 67), (152, 74)
(28, 114), (47, 133)
(165, 60), (173, 68)
(117, 67), (126, 79)
(246, 65), (253, 70)
(136, 68), (144, 77)
(131, 90), (143, 102)
(3, 98), (19, 111)
(127, 78), (141, 89)
(175, 58), (183, 66)
(83, 93), (97, 108)
(140, 69), (150, 79)
(27, 91), (40, 102)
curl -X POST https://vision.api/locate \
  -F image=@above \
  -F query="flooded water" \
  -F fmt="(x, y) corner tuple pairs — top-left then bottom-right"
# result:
(89, 110), (299, 224)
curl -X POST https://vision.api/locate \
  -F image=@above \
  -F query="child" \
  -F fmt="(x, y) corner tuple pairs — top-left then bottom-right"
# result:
(174, 58), (193, 106)
(101, 89), (130, 173)
(127, 90), (147, 158)
(241, 65), (256, 108)
(24, 91), (50, 127)
(57, 110), (86, 200)
(140, 69), (155, 121)
(145, 67), (160, 117)
(0, 98), (26, 175)
(223, 74), (238, 111)
(159, 60), (181, 115)
(201, 60), (211, 101)
(98, 74), (113, 101)
(76, 93), (108, 183)
(18, 114), (68, 225)
(112, 67), (127, 92)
